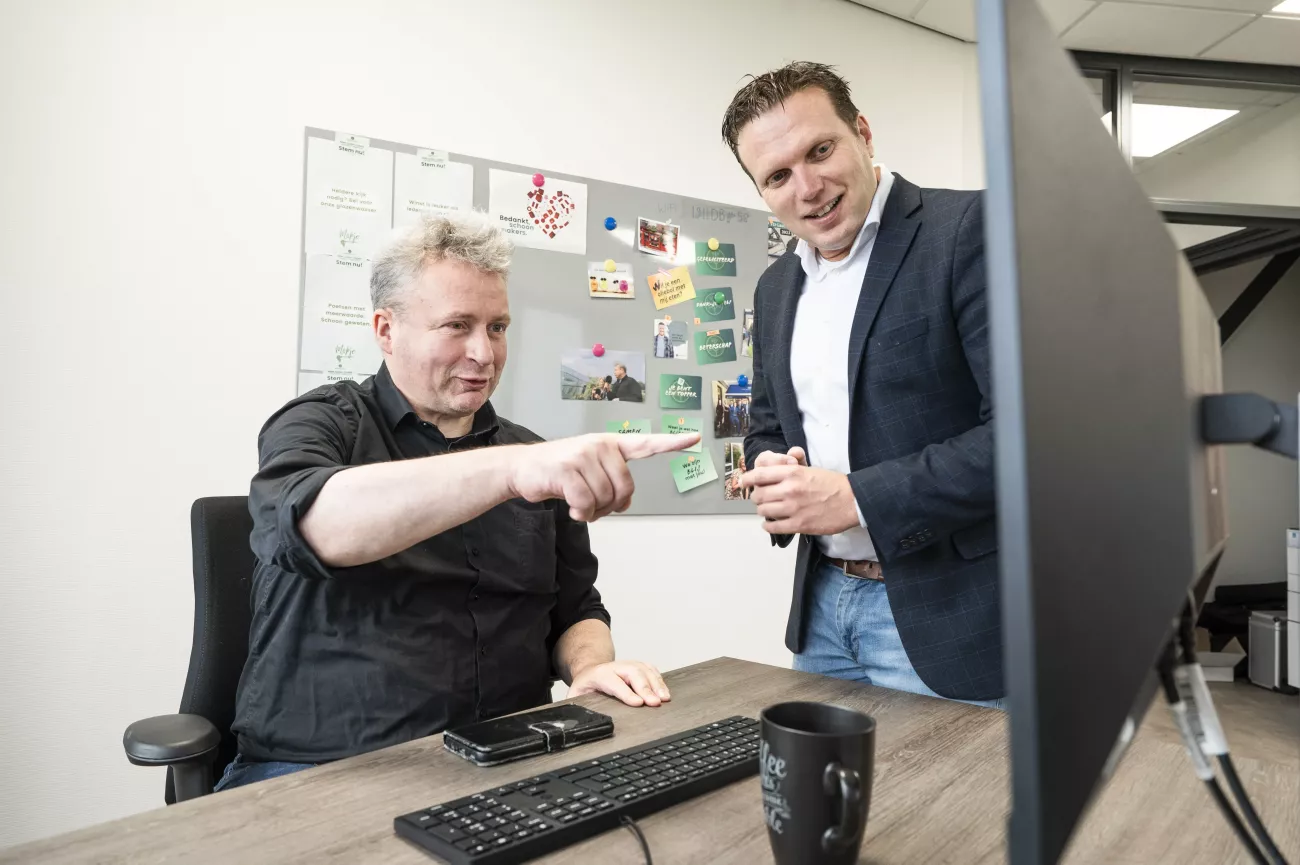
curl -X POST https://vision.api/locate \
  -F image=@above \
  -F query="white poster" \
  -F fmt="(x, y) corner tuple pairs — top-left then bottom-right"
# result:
(299, 254), (383, 377)
(297, 370), (372, 396)
(304, 136), (394, 258)
(393, 152), (475, 227)
(488, 169), (587, 255)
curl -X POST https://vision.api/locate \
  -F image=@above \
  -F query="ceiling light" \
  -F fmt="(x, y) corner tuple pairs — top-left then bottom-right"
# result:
(1099, 105), (1237, 157)
(1271, 0), (1300, 15)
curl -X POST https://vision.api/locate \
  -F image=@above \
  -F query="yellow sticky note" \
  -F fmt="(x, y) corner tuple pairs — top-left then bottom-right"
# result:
(647, 266), (697, 311)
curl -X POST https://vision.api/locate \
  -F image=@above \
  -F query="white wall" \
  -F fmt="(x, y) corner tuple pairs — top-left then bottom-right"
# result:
(0, 0), (977, 848)
(1198, 263), (1300, 593)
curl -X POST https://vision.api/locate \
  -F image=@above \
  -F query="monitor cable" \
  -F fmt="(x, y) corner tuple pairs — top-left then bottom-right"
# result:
(1158, 597), (1290, 865)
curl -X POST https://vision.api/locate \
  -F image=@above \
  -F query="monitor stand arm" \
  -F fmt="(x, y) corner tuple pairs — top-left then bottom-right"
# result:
(1200, 393), (1298, 460)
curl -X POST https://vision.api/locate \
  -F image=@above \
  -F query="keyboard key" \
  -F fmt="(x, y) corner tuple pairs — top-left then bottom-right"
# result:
(579, 807), (596, 817)
(454, 837), (478, 851)
(493, 837), (512, 847)
(596, 801), (614, 810)
(467, 843), (489, 855)
(523, 817), (547, 829)
(487, 817), (510, 829)
(509, 810), (528, 821)
(570, 792), (588, 800)
(466, 823), (487, 835)
(428, 824), (466, 844)
(515, 829), (532, 840)
(451, 818), (473, 829)
(414, 814), (438, 826)
(561, 813), (579, 823)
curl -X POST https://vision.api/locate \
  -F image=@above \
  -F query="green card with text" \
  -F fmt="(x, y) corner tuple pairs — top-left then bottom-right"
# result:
(659, 374), (703, 410)
(694, 328), (738, 365)
(662, 415), (702, 453)
(695, 242), (737, 277)
(693, 287), (735, 323)
(670, 450), (719, 493)
(605, 419), (653, 435)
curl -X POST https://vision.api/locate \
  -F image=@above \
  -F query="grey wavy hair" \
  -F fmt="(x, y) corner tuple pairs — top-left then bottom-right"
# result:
(370, 211), (512, 313)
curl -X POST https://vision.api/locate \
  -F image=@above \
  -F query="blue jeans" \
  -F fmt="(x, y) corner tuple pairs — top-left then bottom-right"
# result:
(213, 754), (316, 792)
(793, 560), (1005, 710)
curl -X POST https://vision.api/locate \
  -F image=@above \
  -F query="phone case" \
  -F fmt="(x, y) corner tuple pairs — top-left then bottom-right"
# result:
(442, 705), (615, 767)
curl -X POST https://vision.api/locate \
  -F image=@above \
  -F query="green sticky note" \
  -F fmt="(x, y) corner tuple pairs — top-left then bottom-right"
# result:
(695, 242), (737, 277)
(694, 328), (738, 365)
(694, 286), (735, 323)
(659, 374), (703, 410)
(669, 449), (719, 493)
(662, 415), (702, 452)
(605, 419), (653, 435)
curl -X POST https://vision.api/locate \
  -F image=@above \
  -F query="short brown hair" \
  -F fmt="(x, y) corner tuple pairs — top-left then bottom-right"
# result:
(721, 62), (860, 177)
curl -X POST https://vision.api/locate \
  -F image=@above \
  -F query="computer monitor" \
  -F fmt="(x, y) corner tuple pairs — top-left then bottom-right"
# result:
(975, 0), (1230, 862)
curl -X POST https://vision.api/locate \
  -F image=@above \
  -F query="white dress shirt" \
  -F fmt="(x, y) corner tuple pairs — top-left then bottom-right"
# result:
(789, 165), (895, 561)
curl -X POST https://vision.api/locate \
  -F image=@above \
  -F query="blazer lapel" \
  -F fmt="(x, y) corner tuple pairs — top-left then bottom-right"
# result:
(846, 174), (922, 398)
(766, 255), (808, 452)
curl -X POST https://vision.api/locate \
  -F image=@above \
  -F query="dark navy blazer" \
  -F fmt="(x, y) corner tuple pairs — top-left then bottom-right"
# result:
(744, 174), (1002, 701)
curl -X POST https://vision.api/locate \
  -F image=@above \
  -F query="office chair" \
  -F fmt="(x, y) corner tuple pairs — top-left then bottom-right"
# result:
(122, 496), (254, 803)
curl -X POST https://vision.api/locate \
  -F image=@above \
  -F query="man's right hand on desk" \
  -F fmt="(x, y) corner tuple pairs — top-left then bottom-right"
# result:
(508, 433), (701, 522)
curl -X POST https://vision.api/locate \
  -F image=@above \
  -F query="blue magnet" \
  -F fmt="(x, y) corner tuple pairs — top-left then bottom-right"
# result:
(604, 217), (617, 231)
(737, 374), (749, 387)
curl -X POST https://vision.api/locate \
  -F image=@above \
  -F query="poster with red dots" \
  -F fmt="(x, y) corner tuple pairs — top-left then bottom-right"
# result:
(488, 168), (588, 255)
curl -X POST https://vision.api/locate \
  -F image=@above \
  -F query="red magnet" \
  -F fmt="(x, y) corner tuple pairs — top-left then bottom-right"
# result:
(532, 173), (545, 187)
(619, 280), (629, 292)
(593, 343), (606, 357)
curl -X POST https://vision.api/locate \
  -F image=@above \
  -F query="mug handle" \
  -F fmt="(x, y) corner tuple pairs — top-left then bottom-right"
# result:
(820, 762), (863, 853)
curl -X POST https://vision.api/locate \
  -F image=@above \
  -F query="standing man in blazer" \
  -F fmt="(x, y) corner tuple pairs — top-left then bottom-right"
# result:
(725, 62), (1001, 706)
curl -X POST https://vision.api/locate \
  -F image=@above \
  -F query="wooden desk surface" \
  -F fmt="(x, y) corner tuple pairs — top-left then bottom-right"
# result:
(5, 658), (1296, 864)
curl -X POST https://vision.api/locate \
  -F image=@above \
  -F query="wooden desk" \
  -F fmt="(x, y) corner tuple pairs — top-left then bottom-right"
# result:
(5, 658), (1296, 864)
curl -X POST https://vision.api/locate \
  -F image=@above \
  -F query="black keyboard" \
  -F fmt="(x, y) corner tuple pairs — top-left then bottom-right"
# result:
(394, 715), (760, 864)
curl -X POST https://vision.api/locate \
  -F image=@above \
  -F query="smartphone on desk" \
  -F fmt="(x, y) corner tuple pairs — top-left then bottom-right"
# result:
(443, 705), (614, 767)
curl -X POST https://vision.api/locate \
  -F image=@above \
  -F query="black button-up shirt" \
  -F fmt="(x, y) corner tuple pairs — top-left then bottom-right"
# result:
(233, 364), (609, 763)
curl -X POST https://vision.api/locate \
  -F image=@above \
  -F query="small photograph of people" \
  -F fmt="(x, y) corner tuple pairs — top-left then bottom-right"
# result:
(560, 349), (646, 402)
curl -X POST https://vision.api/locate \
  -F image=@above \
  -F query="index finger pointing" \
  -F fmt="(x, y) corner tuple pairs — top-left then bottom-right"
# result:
(616, 433), (701, 460)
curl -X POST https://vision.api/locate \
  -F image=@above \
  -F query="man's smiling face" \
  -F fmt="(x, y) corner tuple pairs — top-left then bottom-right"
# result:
(736, 87), (877, 262)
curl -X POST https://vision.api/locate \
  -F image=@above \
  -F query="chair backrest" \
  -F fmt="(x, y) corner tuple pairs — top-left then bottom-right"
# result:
(166, 496), (255, 803)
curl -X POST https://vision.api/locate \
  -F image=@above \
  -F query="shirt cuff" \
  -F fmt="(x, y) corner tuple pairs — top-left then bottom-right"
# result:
(854, 500), (868, 529)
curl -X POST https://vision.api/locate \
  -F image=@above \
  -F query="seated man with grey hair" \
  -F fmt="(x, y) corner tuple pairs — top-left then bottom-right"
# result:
(220, 212), (696, 791)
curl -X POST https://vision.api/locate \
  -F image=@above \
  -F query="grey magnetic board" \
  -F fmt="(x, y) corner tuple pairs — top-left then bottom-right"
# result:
(299, 127), (782, 515)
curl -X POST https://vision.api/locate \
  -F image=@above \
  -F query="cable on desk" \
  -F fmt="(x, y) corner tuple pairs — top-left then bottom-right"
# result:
(1218, 754), (1289, 865)
(620, 815), (653, 865)
(1204, 776), (1269, 865)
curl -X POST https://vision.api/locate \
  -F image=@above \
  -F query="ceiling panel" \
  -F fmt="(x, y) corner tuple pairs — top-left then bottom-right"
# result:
(1061, 4), (1255, 55)
(1039, 0), (1100, 34)
(1106, 0), (1279, 11)
(914, 0), (977, 39)
(844, 0), (925, 18)
(1201, 15), (1300, 64)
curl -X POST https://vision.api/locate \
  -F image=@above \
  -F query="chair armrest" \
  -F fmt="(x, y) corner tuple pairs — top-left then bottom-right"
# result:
(123, 714), (220, 767)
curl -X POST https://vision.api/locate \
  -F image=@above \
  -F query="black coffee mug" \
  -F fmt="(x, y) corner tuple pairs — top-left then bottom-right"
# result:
(760, 702), (876, 865)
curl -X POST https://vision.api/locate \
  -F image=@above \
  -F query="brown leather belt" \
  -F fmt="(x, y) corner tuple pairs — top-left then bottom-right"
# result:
(824, 557), (884, 582)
